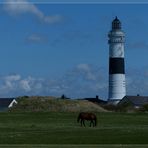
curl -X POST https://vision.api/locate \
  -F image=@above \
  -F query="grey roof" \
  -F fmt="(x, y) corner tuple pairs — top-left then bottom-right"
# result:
(119, 96), (148, 106)
(84, 98), (107, 104)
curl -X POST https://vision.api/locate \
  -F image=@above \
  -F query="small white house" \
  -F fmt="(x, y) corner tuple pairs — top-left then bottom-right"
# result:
(0, 98), (17, 110)
(8, 99), (18, 108)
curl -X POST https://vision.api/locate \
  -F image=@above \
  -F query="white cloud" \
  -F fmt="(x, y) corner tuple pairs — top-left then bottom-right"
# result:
(3, 0), (62, 24)
(19, 76), (44, 92)
(77, 64), (91, 72)
(61, 64), (108, 98)
(1, 66), (148, 100)
(75, 64), (98, 81)
(0, 65), (108, 99)
(0, 74), (21, 95)
(4, 74), (21, 81)
(27, 33), (48, 43)
(4, 74), (21, 89)
(19, 79), (31, 92)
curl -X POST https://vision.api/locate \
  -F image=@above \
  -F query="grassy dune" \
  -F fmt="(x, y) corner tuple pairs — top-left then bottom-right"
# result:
(10, 96), (106, 112)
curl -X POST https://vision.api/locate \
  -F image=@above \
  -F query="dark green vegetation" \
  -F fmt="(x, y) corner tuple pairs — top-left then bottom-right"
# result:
(1, 96), (148, 147)
(0, 112), (148, 148)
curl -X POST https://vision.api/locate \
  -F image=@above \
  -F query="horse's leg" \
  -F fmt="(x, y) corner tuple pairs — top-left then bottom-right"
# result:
(93, 120), (95, 127)
(90, 120), (94, 127)
(94, 117), (97, 126)
(90, 120), (92, 127)
(83, 120), (85, 127)
(80, 119), (83, 126)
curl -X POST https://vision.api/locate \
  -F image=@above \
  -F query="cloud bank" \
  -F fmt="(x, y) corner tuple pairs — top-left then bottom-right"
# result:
(0, 64), (108, 99)
(0, 64), (147, 99)
(3, 0), (62, 24)
(26, 33), (48, 44)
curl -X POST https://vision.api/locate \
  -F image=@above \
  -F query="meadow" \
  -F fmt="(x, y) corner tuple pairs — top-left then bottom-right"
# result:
(0, 112), (148, 147)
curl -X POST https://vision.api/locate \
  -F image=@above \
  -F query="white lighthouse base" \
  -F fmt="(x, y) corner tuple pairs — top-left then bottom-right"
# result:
(108, 74), (126, 105)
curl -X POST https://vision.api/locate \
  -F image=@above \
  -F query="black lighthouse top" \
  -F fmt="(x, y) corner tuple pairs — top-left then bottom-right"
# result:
(112, 16), (121, 30)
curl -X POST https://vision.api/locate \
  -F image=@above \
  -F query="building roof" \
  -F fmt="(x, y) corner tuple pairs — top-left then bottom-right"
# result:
(83, 97), (107, 104)
(119, 95), (148, 106)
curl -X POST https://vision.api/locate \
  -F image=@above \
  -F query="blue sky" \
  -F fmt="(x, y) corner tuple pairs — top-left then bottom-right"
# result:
(0, 0), (148, 99)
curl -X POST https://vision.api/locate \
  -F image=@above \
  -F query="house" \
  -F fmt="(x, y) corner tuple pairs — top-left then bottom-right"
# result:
(83, 96), (107, 105)
(0, 98), (17, 111)
(118, 95), (148, 108)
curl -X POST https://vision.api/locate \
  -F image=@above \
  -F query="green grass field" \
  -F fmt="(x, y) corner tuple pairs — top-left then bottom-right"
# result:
(0, 112), (148, 147)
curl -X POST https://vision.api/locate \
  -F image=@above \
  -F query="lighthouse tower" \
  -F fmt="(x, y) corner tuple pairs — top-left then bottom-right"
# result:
(108, 17), (126, 104)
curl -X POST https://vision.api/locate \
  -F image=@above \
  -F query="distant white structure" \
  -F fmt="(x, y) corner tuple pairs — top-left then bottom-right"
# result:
(8, 99), (17, 108)
(0, 98), (17, 110)
(108, 17), (126, 104)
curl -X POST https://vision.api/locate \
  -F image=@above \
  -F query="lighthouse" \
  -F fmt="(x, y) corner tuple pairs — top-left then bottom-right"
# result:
(108, 17), (126, 104)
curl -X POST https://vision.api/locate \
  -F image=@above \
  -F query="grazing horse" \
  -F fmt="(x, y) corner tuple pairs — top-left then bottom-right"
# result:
(77, 112), (97, 127)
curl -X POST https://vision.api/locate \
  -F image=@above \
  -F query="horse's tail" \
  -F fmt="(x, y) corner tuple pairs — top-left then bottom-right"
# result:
(77, 113), (81, 123)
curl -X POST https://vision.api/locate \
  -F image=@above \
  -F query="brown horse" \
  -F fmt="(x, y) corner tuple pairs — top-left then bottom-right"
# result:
(77, 112), (97, 127)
